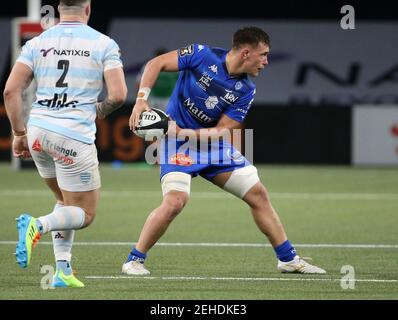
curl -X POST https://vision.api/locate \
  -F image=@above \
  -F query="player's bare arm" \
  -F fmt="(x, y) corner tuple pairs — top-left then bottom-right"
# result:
(129, 50), (179, 130)
(96, 67), (127, 119)
(3, 62), (33, 158)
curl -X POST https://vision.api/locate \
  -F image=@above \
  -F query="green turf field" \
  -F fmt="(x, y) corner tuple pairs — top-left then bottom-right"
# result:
(0, 163), (397, 299)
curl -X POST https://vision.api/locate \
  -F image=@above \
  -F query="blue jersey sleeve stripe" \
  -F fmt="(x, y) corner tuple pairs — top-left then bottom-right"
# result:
(36, 86), (101, 97)
(35, 67), (102, 80)
(28, 118), (94, 144)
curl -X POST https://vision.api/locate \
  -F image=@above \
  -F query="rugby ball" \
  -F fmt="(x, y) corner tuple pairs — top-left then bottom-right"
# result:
(134, 108), (169, 139)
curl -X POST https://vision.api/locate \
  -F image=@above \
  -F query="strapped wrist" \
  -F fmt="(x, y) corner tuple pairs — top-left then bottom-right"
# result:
(136, 87), (151, 101)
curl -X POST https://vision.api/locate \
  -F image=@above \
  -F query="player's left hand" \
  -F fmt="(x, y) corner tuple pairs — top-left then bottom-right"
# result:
(12, 136), (31, 159)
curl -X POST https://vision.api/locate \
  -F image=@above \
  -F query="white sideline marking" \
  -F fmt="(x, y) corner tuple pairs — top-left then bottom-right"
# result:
(1, 241), (397, 249)
(1, 190), (398, 200)
(85, 275), (398, 283)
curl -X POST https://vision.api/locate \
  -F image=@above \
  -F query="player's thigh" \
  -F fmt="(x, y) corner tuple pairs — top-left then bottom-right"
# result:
(54, 139), (100, 192)
(27, 125), (57, 179)
(211, 170), (233, 188)
(161, 171), (192, 197)
(44, 177), (63, 202)
(61, 188), (100, 216)
(47, 133), (101, 213)
(212, 165), (260, 199)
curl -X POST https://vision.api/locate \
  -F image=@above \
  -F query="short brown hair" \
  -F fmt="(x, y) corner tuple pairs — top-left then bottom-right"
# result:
(233, 27), (271, 49)
(59, 0), (90, 6)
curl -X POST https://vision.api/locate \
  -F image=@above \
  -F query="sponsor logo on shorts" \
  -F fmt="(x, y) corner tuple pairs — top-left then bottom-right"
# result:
(44, 140), (78, 165)
(46, 141), (78, 157)
(169, 153), (194, 166)
(226, 149), (244, 164)
(32, 139), (42, 152)
(80, 172), (91, 184)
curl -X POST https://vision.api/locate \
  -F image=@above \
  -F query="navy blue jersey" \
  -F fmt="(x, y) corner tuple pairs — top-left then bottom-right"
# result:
(166, 44), (256, 129)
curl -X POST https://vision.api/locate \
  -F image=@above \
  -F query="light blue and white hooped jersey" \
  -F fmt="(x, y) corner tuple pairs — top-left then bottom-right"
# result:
(17, 21), (123, 144)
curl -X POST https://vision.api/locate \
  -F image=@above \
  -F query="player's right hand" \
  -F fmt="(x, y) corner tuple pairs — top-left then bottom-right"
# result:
(12, 136), (31, 159)
(129, 99), (151, 131)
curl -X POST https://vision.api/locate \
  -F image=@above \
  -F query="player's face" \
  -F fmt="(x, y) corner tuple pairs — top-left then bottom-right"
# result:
(244, 42), (269, 77)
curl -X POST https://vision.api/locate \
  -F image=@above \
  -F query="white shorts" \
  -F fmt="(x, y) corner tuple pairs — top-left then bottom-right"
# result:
(27, 125), (101, 192)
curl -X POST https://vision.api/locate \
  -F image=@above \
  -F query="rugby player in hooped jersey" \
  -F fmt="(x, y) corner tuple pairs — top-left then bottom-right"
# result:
(4, 0), (127, 287)
(124, 27), (326, 275)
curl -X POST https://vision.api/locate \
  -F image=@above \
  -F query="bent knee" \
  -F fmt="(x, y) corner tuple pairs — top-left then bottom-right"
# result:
(251, 183), (270, 199)
(162, 192), (189, 215)
(244, 183), (271, 207)
(82, 210), (96, 227)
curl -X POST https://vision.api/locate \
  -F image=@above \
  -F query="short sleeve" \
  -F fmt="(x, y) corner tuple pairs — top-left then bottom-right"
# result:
(224, 89), (256, 123)
(178, 44), (207, 71)
(16, 40), (34, 70)
(103, 39), (123, 71)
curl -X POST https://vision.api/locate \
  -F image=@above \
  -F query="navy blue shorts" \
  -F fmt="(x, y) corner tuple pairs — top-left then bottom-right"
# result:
(159, 138), (250, 181)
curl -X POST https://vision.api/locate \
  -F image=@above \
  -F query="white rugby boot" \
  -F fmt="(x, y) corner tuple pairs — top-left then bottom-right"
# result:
(122, 261), (151, 275)
(278, 255), (326, 274)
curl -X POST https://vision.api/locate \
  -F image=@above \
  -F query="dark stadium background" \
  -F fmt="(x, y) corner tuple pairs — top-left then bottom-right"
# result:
(0, 0), (397, 165)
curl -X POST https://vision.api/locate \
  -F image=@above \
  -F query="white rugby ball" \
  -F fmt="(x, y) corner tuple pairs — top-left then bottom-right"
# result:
(134, 108), (169, 139)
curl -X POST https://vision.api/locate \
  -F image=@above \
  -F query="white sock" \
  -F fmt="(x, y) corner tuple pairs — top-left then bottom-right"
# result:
(37, 205), (85, 234)
(51, 203), (75, 262)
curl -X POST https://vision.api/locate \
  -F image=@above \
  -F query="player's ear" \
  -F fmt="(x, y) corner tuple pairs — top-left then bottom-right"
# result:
(85, 4), (91, 18)
(241, 48), (250, 60)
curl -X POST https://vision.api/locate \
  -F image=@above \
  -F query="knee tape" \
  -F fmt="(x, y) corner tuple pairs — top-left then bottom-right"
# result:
(223, 165), (260, 199)
(161, 172), (191, 196)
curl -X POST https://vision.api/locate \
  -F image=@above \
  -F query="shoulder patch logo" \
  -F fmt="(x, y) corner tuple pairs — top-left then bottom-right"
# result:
(179, 44), (194, 57)
(235, 81), (243, 90)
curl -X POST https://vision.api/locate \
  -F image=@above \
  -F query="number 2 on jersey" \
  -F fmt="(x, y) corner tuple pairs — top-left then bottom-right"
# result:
(56, 60), (69, 87)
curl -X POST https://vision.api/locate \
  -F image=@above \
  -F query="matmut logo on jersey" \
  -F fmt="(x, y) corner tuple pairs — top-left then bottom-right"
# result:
(40, 48), (90, 57)
(220, 90), (239, 104)
(183, 98), (215, 124)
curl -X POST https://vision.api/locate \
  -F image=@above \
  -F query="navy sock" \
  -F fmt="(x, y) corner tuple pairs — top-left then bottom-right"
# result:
(274, 240), (297, 262)
(127, 248), (147, 263)
(56, 260), (72, 275)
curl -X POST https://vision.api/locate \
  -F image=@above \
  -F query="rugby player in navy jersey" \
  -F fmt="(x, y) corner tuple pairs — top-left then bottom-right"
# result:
(123, 27), (326, 275)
